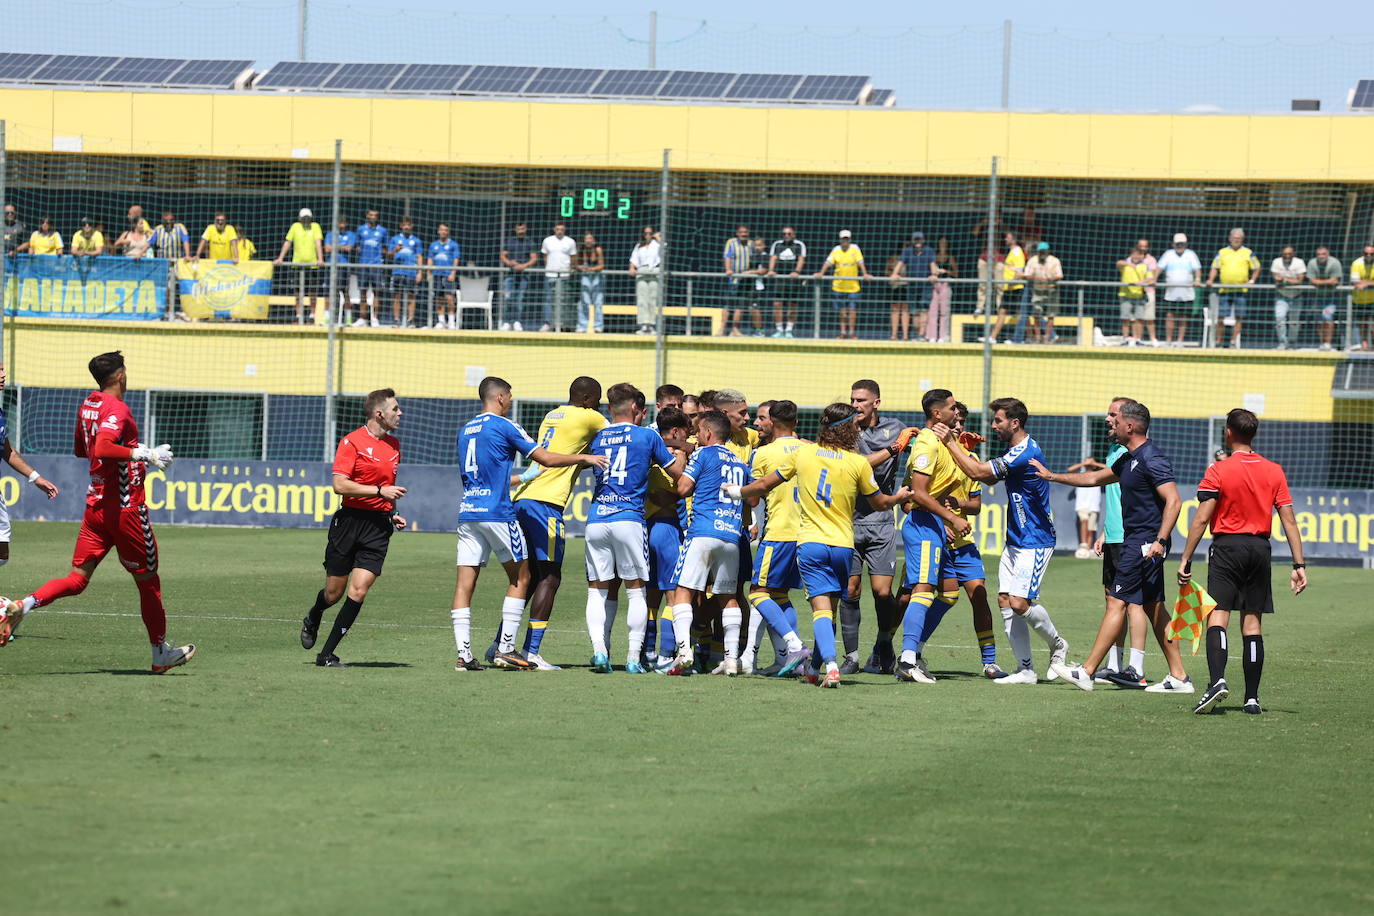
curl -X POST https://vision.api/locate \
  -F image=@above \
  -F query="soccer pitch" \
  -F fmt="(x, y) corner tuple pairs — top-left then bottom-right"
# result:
(3, 521), (1370, 914)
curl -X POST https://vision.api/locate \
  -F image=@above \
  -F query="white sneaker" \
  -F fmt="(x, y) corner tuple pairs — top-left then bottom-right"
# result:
(512, 321), (524, 332)
(915, 656), (937, 682)
(1049, 636), (1069, 669)
(539, 323), (552, 332)
(498, 321), (512, 331)
(1144, 674), (1194, 694)
(525, 652), (561, 670)
(151, 641), (197, 673)
(994, 666), (1037, 685)
(0, 597), (25, 646)
(1052, 662), (1095, 691)
(722, 657), (741, 677)
(369, 316), (379, 328)
(351, 317), (367, 328)
(739, 654), (756, 676)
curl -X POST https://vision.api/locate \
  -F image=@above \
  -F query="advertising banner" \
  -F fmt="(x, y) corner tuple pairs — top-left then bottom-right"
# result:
(176, 259), (273, 320)
(2, 458), (1370, 562)
(2, 254), (168, 319)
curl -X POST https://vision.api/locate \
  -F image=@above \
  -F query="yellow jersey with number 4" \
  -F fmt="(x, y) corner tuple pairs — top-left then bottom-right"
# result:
(513, 405), (606, 508)
(777, 443), (878, 548)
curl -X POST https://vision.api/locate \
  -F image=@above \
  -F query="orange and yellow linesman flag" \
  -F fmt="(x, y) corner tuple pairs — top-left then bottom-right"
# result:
(1168, 582), (1217, 655)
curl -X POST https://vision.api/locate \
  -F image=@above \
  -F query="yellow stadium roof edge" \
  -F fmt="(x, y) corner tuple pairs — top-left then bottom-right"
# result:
(3, 87), (1374, 181)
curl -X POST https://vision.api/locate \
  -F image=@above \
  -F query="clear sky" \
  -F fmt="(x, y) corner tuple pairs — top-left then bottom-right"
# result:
(7, 0), (1374, 111)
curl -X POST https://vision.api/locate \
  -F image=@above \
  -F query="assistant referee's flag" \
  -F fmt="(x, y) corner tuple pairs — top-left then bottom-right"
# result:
(1169, 582), (1216, 655)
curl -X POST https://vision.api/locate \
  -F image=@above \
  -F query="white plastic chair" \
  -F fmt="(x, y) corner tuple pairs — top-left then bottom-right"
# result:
(457, 275), (494, 330)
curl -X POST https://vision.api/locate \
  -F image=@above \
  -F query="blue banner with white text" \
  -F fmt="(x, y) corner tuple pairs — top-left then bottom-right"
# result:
(2, 254), (168, 319)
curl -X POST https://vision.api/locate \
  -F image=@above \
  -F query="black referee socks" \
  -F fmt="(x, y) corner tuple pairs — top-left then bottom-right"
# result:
(307, 589), (336, 626)
(320, 598), (363, 658)
(1206, 625), (1228, 686)
(1242, 634), (1264, 702)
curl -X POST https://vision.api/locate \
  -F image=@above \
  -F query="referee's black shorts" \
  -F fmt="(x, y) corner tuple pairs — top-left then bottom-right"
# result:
(1207, 533), (1274, 614)
(323, 507), (394, 577)
(1101, 542), (1122, 591)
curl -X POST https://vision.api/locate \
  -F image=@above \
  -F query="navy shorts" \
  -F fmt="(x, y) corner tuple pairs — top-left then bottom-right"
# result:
(1113, 541), (1167, 606)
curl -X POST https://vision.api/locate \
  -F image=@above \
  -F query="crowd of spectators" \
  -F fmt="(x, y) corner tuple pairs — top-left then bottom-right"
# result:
(3, 201), (1372, 350)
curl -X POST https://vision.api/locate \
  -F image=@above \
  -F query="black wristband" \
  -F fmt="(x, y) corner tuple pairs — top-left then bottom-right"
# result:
(1157, 537), (1168, 547)
(376, 485), (383, 497)
(1292, 563), (1306, 569)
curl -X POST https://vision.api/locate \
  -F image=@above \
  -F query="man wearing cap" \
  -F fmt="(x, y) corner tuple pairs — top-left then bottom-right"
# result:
(70, 219), (106, 257)
(816, 230), (870, 340)
(890, 232), (933, 341)
(276, 208), (325, 325)
(1156, 234), (1203, 346)
(1020, 241), (1063, 343)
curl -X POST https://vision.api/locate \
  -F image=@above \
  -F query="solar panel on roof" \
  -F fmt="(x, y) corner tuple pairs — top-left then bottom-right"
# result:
(165, 59), (253, 88)
(30, 55), (120, 83)
(524, 67), (604, 96)
(590, 69), (669, 97)
(458, 65), (537, 94)
(255, 61), (343, 89)
(867, 88), (895, 107)
(100, 57), (187, 85)
(658, 71), (736, 99)
(725, 73), (802, 101)
(0, 53), (54, 81)
(1352, 79), (1374, 109)
(792, 74), (870, 103)
(323, 62), (405, 91)
(389, 63), (471, 93)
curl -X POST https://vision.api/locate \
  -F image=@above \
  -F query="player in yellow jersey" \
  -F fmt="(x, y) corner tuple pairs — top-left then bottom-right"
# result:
(730, 403), (911, 688)
(643, 407), (693, 671)
(742, 400), (812, 677)
(939, 402), (1006, 678)
(495, 376), (606, 668)
(894, 389), (972, 684)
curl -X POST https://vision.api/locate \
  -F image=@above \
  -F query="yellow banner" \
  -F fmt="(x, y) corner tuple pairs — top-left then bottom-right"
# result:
(176, 259), (273, 320)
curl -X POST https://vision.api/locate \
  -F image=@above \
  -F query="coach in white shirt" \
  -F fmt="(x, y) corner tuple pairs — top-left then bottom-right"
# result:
(1156, 233), (1202, 347)
(1270, 245), (1306, 350)
(541, 222), (578, 332)
(629, 226), (663, 335)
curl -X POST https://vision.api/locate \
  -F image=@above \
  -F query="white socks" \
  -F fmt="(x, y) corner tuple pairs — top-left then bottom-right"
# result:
(670, 602), (694, 655)
(901, 649), (918, 665)
(498, 596), (525, 653)
(603, 599), (619, 647)
(743, 605), (765, 661)
(1002, 605), (1033, 671)
(783, 631), (804, 652)
(451, 608), (472, 660)
(1129, 647), (1146, 677)
(624, 587), (648, 662)
(1024, 603), (1059, 646)
(585, 587), (610, 655)
(722, 604), (742, 660)
(1107, 645), (1122, 671)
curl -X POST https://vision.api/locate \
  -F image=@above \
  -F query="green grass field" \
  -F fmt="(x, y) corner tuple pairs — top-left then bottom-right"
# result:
(2, 521), (1371, 914)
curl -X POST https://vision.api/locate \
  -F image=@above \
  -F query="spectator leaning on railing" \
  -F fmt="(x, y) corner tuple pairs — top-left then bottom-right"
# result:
(197, 213), (239, 262)
(1135, 238), (1160, 345)
(575, 231), (605, 334)
(428, 222), (460, 329)
(354, 209), (388, 328)
(766, 226), (806, 339)
(890, 231), (933, 342)
(987, 230), (1024, 344)
(1349, 242), (1374, 352)
(927, 235), (957, 343)
(499, 221), (538, 332)
(275, 207), (325, 325)
(148, 211), (190, 261)
(1116, 243), (1154, 347)
(325, 216), (358, 322)
(541, 222), (577, 333)
(1270, 245), (1306, 351)
(1307, 245), (1342, 351)
(628, 225), (662, 336)
(388, 219), (423, 329)
(27, 217), (63, 256)
(1156, 233), (1202, 347)
(71, 218), (105, 257)
(722, 224), (761, 337)
(1207, 228), (1260, 349)
(1021, 241), (1063, 344)
(816, 229), (870, 340)
(3, 205), (27, 259)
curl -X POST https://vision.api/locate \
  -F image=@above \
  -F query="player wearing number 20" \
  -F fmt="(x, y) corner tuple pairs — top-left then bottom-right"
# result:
(582, 383), (686, 673)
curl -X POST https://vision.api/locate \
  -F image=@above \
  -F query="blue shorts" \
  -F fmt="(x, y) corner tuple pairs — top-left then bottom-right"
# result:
(901, 520), (952, 588)
(1315, 298), (1338, 322)
(647, 516), (683, 591)
(1114, 541), (1167, 606)
(391, 273), (419, 293)
(946, 542), (986, 583)
(1216, 293), (1248, 320)
(799, 542), (853, 597)
(515, 499), (566, 565)
(832, 291), (861, 309)
(752, 540), (801, 590)
(434, 276), (456, 295)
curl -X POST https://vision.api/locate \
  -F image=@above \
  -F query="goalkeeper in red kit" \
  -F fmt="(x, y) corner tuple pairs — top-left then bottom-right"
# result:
(0, 351), (195, 672)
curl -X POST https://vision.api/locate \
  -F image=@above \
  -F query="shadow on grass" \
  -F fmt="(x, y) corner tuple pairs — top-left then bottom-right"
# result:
(321, 661), (412, 668)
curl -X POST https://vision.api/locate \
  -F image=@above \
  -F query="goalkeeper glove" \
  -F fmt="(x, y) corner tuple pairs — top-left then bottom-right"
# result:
(131, 444), (175, 470)
(958, 431), (985, 451)
(893, 427), (920, 451)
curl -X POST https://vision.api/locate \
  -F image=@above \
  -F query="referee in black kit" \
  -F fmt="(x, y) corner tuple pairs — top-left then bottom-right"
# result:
(1178, 408), (1308, 715)
(301, 389), (407, 668)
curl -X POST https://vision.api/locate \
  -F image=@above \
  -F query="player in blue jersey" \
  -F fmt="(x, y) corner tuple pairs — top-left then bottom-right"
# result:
(388, 219), (423, 328)
(427, 223), (461, 329)
(643, 406), (692, 671)
(934, 398), (1074, 684)
(324, 217), (357, 324)
(353, 209), (388, 327)
(664, 411), (749, 676)
(583, 383), (687, 673)
(450, 376), (607, 671)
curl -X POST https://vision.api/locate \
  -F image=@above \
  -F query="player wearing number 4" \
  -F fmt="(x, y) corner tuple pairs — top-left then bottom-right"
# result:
(730, 403), (912, 688)
(0, 352), (193, 673)
(451, 377), (607, 671)
(583, 383), (687, 672)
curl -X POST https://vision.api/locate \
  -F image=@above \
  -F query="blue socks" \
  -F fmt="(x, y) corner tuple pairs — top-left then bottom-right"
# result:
(901, 592), (936, 653)
(812, 609), (837, 663)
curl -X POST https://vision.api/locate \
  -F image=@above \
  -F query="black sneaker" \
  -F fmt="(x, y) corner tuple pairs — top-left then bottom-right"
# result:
(454, 656), (485, 672)
(1241, 698), (1263, 715)
(1105, 666), (1148, 689)
(300, 615), (319, 650)
(315, 653), (347, 668)
(1193, 678), (1229, 714)
(492, 649), (536, 670)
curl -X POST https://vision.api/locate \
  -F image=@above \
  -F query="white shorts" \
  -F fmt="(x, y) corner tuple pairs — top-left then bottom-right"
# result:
(584, 520), (650, 583)
(998, 545), (1052, 601)
(455, 519), (526, 567)
(671, 535), (739, 595)
(0, 501), (9, 543)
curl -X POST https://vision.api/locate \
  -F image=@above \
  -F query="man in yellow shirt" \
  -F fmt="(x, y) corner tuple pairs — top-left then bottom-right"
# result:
(196, 212), (240, 261)
(274, 208), (324, 324)
(816, 230), (871, 340)
(732, 402), (911, 688)
(1206, 227), (1260, 349)
(1348, 242), (1374, 351)
(26, 217), (63, 256)
(504, 376), (606, 668)
(1115, 245), (1155, 346)
(989, 231), (1025, 343)
(70, 219), (104, 257)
